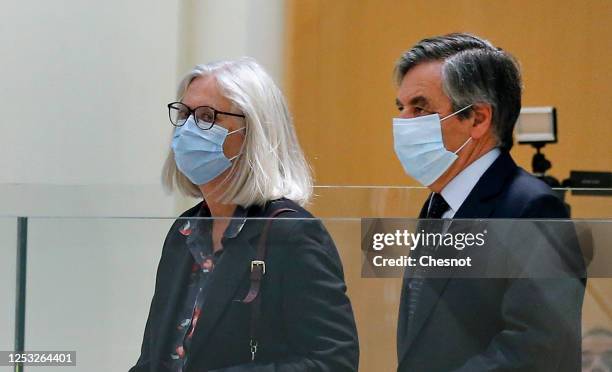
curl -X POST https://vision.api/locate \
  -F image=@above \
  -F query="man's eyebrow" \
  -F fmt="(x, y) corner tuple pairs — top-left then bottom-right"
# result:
(395, 96), (431, 108)
(408, 96), (430, 108)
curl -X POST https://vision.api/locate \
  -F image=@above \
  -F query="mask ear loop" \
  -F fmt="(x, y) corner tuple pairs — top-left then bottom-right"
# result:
(453, 136), (472, 155)
(227, 127), (246, 136)
(227, 127), (247, 161)
(441, 104), (473, 121)
(440, 104), (474, 155)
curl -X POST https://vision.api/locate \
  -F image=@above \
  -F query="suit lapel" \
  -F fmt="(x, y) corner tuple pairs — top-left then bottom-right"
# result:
(399, 151), (517, 364)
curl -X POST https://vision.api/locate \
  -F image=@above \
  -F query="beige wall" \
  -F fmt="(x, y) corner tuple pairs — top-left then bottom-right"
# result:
(284, 0), (611, 218)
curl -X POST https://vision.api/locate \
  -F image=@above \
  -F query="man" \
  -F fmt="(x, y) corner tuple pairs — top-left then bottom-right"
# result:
(393, 33), (585, 371)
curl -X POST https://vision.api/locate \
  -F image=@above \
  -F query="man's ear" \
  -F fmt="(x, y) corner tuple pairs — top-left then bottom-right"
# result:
(469, 103), (493, 140)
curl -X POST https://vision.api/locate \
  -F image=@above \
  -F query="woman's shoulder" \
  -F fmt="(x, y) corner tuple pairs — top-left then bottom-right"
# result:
(261, 198), (314, 219)
(264, 200), (344, 275)
(262, 198), (334, 244)
(243, 198), (327, 243)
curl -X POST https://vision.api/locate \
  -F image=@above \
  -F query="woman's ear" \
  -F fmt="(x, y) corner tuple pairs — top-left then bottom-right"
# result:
(469, 103), (493, 140)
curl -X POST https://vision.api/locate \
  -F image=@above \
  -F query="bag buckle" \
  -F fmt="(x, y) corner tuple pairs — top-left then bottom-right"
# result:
(251, 260), (266, 275)
(250, 338), (258, 361)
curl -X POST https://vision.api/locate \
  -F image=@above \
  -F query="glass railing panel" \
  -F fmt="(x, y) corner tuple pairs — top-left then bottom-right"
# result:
(5, 216), (608, 371)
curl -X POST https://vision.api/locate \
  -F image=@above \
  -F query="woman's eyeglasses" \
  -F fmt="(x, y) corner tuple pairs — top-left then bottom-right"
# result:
(167, 101), (245, 130)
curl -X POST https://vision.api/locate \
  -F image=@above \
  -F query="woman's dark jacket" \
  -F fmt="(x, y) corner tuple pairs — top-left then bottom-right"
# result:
(129, 198), (359, 371)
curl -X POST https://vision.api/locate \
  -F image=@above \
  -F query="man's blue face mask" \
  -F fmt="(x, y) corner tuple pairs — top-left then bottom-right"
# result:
(392, 104), (473, 186)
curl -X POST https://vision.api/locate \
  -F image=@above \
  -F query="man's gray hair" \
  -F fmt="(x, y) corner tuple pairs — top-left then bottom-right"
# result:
(394, 33), (522, 151)
(162, 57), (312, 207)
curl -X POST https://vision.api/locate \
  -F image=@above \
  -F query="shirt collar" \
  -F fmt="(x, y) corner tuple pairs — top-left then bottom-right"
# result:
(441, 147), (501, 215)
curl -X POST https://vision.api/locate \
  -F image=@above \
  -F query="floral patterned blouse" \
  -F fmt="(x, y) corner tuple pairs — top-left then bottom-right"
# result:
(161, 204), (248, 372)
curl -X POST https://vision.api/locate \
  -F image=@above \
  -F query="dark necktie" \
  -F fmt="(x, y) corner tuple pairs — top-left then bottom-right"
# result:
(426, 192), (450, 219)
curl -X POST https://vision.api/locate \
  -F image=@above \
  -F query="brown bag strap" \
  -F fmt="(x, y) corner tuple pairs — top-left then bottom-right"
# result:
(242, 206), (296, 361)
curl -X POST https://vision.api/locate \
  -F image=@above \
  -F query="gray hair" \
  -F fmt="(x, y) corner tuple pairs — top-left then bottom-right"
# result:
(394, 33), (522, 151)
(162, 57), (312, 207)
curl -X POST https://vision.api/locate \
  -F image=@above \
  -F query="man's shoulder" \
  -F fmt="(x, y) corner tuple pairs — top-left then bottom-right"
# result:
(507, 166), (556, 199)
(498, 166), (568, 218)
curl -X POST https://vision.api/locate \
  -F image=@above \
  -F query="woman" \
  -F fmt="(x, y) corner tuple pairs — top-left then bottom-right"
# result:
(129, 58), (359, 372)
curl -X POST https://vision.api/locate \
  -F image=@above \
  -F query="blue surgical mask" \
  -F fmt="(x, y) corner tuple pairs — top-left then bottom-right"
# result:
(393, 105), (473, 186)
(171, 116), (245, 185)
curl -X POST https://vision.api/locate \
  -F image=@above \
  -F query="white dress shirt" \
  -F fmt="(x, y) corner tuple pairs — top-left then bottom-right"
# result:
(437, 147), (501, 218)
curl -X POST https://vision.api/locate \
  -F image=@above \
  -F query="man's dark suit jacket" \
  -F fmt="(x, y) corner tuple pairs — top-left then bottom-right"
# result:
(397, 151), (586, 372)
(129, 198), (359, 372)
